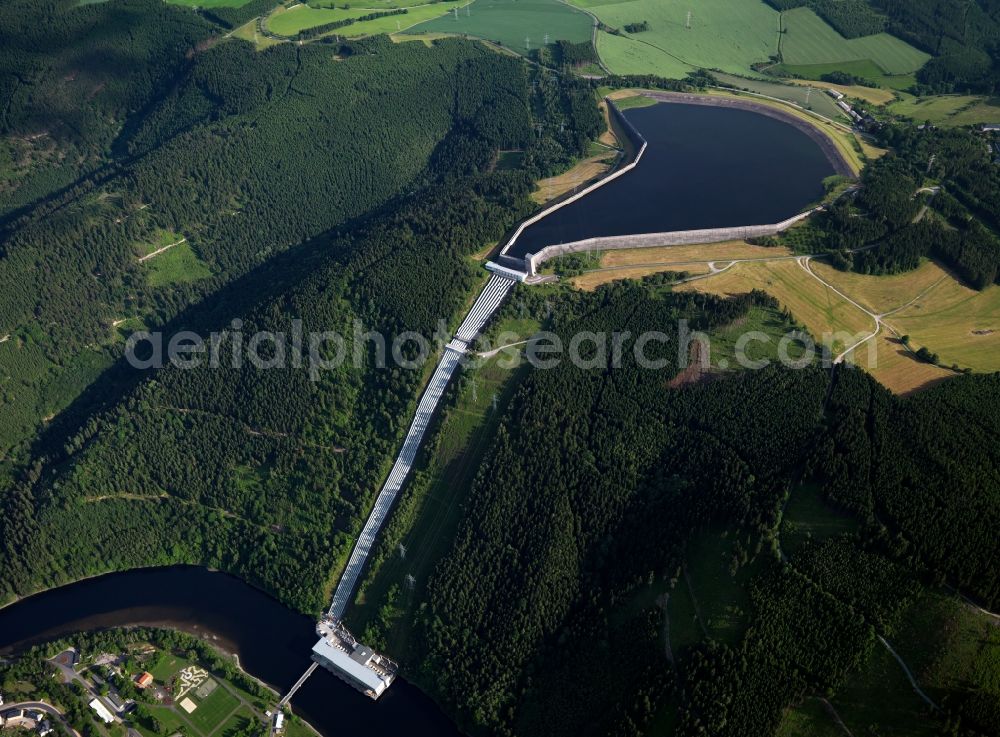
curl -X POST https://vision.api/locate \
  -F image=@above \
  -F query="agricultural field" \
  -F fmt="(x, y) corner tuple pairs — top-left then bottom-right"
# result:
(890, 94), (1000, 127)
(406, 0), (592, 53)
(266, 1), (465, 37)
(577, 0), (779, 76)
(595, 30), (694, 79)
(780, 7), (929, 75)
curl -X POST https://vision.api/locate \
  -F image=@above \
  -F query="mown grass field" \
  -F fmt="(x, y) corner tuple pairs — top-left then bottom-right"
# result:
(780, 7), (929, 75)
(230, 19), (284, 49)
(135, 228), (184, 258)
(406, 0), (592, 52)
(679, 259), (874, 357)
(579, 0), (778, 76)
(531, 153), (615, 204)
(712, 71), (847, 120)
(567, 240), (791, 291)
(187, 686), (240, 735)
(777, 59), (917, 91)
(887, 275), (1000, 373)
(267, 1), (465, 37)
(891, 94), (1000, 127)
(810, 259), (948, 316)
(788, 78), (897, 106)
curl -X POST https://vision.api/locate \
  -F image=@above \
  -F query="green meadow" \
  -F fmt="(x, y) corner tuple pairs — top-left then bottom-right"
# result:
(407, 0), (593, 51)
(578, 0), (779, 75)
(780, 7), (929, 75)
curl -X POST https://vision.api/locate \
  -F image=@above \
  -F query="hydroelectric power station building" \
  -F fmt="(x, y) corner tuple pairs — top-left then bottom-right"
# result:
(311, 618), (397, 699)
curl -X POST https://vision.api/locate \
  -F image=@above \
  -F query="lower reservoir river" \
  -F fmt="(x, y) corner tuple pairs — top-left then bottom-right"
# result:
(0, 567), (462, 737)
(507, 101), (842, 259)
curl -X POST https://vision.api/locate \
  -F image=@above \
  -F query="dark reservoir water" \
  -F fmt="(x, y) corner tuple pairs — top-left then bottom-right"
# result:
(0, 567), (461, 737)
(507, 102), (837, 259)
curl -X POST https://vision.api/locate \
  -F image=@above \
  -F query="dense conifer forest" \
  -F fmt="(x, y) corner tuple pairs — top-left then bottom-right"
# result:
(393, 282), (1000, 737)
(778, 121), (1000, 289)
(0, 0), (600, 611)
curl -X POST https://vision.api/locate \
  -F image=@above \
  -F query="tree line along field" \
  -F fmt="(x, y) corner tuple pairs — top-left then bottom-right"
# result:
(778, 6), (930, 75)
(166, 0), (252, 7)
(405, 0), (593, 53)
(265, 1), (467, 37)
(567, 0), (928, 83)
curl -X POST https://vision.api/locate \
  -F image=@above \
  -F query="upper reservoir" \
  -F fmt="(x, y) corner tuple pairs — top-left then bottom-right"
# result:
(506, 100), (844, 260)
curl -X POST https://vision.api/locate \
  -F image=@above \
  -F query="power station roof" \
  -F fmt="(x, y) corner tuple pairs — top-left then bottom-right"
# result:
(312, 639), (386, 694)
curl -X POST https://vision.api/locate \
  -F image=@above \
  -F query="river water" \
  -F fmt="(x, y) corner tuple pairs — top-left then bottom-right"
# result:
(0, 567), (462, 737)
(507, 101), (837, 259)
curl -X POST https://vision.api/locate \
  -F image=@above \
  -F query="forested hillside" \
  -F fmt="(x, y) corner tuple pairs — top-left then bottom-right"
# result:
(0, 0), (216, 217)
(387, 281), (1000, 737)
(778, 120), (1000, 290)
(0, 8), (602, 610)
(0, 0), (597, 472)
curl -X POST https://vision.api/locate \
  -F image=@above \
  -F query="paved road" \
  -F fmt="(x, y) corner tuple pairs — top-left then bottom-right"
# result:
(3, 700), (81, 737)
